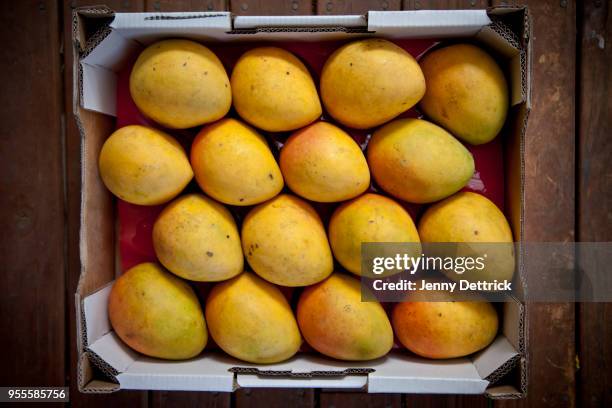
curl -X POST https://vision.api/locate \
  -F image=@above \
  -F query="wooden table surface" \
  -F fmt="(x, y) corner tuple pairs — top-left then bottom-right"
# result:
(0, 0), (609, 407)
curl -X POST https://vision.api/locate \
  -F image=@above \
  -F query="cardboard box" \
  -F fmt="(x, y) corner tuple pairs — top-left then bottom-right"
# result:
(74, 6), (531, 398)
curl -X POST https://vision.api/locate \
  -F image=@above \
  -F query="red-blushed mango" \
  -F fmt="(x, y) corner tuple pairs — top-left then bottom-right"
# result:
(419, 44), (509, 145)
(152, 194), (243, 282)
(205, 272), (301, 364)
(328, 193), (420, 276)
(367, 118), (474, 203)
(108, 262), (207, 360)
(241, 194), (333, 287)
(191, 118), (283, 206)
(130, 39), (231, 129)
(418, 191), (515, 285)
(98, 125), (193, 205)
(297, 273), (393, 361)
(320, 39), (425, 129)
(231, 47), (321, 132)
(280, 121), (370, 202)
(392, 289), (498, 359)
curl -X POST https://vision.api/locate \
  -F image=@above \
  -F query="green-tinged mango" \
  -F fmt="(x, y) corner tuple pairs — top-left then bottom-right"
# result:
(298, 273), (393, 361)
(108, 262), (207, 360)
(367, 118), (474, 204)
(205, 272), (301, 364)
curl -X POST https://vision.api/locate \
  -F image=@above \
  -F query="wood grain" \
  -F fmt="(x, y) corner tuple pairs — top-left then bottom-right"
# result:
(405, 395), (491, 407)
(316, 0), (401, 14)
(235, 388), (315, 408)
(492, 1), (577, 407)
(403, 0), (488, 9)
(146, 0), (227, 11)
(577, 0), (612, 407)
(151, 390), (231, 407)
(320, 392), (401, 408)
(0, 0), (65, 389)
(231, 0), (313, 15)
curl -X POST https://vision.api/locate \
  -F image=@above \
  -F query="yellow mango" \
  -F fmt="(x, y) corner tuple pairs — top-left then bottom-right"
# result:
(392, 289), (498, 359)
(320, 39), (425, 129)
(130, 39), (231, 129)
(205, 272), (301, 364)
(367, 118), (474, 203)
(419, 44), (509, 145)
(328, 193), (420, 276)
(297, 273), (393, 361)
(280, 121), (370, 202)
(418, 192), (515, 284)
(191, 118), (283, 206)
(152, 194), (243, 282)
(98, 125), (193, 205)
(108, 262), (207, 360)
(241, 194), (333, 286)
(231, 47), (321, 132)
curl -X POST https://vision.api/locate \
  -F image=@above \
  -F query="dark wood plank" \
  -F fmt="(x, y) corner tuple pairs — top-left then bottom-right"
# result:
(151, 390), (231, 407)
(405, 395), (491, 407)
(231, 0), (313, 15)
(403, 0), (488, 9)
(0, 0), (65, 389)
(63, 0), (149, 406)
(316, 0), (401, 14)
(146, 0), (227, 11)
(320, 392), (401, 408)
(577, 0), (612, 407)
(235, 388), (315, 408)
(492, 0), (577, 407)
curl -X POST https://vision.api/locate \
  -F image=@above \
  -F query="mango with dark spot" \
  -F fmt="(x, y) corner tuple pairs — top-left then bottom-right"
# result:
(241, 194), (333, 287)
(108, 262), (207, 360)
(130, 39), (231, 129)
(191, 118), (283, 206)
(297, 273), (393, 361)
(153, 194), (243, 282)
